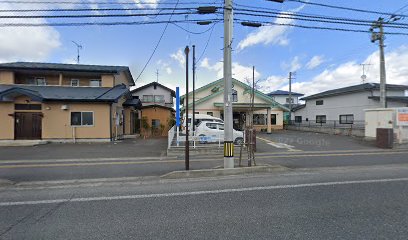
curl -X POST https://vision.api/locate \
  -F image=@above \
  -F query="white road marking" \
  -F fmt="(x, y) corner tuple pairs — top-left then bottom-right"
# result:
(1, 177), (408, 207)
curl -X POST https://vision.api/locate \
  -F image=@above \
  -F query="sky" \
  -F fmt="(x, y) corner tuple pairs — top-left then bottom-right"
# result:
(1, 0), (408, 97)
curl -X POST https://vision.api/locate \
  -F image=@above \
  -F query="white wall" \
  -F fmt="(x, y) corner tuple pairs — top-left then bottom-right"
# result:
(294, 90), (407, 122)
(132, 85), (173, 107)
(271, 95), (300, 105)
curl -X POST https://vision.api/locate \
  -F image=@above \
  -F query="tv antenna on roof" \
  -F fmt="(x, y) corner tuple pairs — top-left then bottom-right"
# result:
(72, 41), (83, 64)
(360, 63), (372, 83)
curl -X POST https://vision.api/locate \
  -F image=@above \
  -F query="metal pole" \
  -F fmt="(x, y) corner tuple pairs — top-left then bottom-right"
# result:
(184, 46), (190, 170)
(223, 0), (234, 168)
(192, 45), (196, 133)
(379, 22), (387, 108)
(289, 72), (292, 119)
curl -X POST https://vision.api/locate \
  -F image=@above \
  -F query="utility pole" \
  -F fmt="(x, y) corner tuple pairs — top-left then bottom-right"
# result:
(370, 18), (387, 108)
(72, 41), (82, 64)
(223, 0), (234, 168)
(192, 45), (196, 133)
(184, 46), (190, 170)
(289, 72), (292, 117)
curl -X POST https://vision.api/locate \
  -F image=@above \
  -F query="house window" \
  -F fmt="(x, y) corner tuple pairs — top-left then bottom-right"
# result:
(71, 112), (94, 126)
(286, 97), (294, 103)
(142, 95), (154, 102)
(90, 79), (101, 87)
(232, 89), (238, 102)
(207, 112), (213, 116)
(316, 100), (324, 105)
(271, 114), (277, 125)
(339, 114), (354, 124)
(152, 119), (160, 129)
(316, 115), (326, 123)
(36, 77), (47, 85)
(295, 116), (302, 123)
(253, 114), (266, 125)
(71, 79), (79, 87)
(15, 104), (42, 110)
(154, 95), (164, 103)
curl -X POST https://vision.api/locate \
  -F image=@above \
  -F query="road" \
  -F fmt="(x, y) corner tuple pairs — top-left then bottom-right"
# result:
(1, 148), (408, 182)
(1, 164), (408, 239)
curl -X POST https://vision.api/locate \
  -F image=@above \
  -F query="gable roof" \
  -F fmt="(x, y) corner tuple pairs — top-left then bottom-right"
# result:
(181, 78), (290, 111)
(267, 90), (304, 96)
(131, 81), (175, 97)
(302, 83), (408, 100)
(0, 84), (129, 102)
(0, 62), (135, 86)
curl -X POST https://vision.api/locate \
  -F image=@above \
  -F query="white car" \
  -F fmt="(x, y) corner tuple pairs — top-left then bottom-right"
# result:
(182, 114), (224, 135)
(195, 121), (244, 145)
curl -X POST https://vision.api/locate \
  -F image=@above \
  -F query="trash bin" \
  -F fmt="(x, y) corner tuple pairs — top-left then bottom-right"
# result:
(376, 128), (394, 149)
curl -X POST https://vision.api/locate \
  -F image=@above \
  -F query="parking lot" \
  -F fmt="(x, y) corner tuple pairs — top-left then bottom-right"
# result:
(255, 130), (378, 153)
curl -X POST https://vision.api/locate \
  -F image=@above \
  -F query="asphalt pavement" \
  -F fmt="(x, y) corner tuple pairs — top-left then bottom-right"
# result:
(1, 164), (408, 239)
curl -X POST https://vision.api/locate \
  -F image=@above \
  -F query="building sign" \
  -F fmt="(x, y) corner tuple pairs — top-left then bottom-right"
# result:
(397, 108), (408, 126)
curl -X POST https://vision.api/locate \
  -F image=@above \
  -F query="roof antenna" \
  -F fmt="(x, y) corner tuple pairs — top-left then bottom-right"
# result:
(156, 69), (159, 83)
(360, 63), (372, 83)
(72, 41), (83, 64)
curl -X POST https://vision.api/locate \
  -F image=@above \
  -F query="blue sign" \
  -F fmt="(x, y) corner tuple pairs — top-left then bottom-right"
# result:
(176, 87), (180, 127)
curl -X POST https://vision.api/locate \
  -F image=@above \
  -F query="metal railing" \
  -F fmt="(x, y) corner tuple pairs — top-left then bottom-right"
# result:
(288, 120), (365, 130)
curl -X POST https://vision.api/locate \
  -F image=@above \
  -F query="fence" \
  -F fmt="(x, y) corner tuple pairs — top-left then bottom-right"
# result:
(287, 120), (365, 137)
(167, 125), (224, 149)
(288, 120), (365, 129)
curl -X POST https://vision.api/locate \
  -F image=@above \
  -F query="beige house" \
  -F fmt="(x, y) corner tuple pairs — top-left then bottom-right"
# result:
(0, 62), (141, 142)
(131, 82), (175, 136)
(181, 78), (289, 133)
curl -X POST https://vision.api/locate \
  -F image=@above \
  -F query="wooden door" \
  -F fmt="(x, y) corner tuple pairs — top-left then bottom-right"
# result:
(15, 112), (42, 140)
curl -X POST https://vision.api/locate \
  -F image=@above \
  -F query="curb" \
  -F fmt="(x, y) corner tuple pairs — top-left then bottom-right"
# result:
(161, 164), (289, 179)
(0, 140), (49, 147)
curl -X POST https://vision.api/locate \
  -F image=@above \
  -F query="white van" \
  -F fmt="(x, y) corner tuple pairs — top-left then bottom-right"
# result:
(182, 114), (223, 134)
(195, 121), (244, 145)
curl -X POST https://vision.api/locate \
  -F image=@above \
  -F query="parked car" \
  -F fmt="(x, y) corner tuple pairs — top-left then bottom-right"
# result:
(182, 114), (223, 134)
(195, 121), (244, 145)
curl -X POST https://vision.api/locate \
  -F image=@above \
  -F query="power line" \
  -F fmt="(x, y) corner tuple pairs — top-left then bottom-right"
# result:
(0, 7), (198, 12)
(0, 19), (222, 27)
(196, 22), (217, 63)
(0, 11), (210, 19)
(287, 0), (408, 18)
(134, 0), (180, 82)
(234, 12), (408, 29)
(233, 8), (408, 27)
(171, 20), (220, 35)
(0, 1), (219, 5)
(235, 19), (408, 36)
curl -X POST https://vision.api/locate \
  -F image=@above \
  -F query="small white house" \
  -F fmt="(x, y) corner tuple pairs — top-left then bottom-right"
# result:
(293, 83), (408, 124)
(267, 90), (304, 108)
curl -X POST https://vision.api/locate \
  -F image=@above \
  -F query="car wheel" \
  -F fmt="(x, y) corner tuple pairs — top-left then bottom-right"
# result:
(234, 137), (244, 145)
(199, 134), (207, 144)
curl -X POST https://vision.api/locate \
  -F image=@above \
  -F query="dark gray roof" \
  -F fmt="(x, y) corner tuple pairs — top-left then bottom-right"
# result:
(302, 83), (408, 100)
(267, 90), (304, 96)
(0, 84), (129, 102)
(368, 96), (408, 103)
(0, 62), (135, 86)
(131, 82), (175, 97)
(291, 104), (306, 111)
(123, 98), (142, 108)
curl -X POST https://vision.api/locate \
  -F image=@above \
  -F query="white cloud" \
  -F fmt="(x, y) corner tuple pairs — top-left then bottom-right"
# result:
(281, 45), (408, 96)
(166, 67), (172, 74)
(280, 56), (302, 73)
(199, 58), (260, 81)
(0, 3), (61, 63)
(306, 55), (325, 69)
(258, 75), (288, 94)
(237, 5), (305, 51)
(170, 49), (186, 68)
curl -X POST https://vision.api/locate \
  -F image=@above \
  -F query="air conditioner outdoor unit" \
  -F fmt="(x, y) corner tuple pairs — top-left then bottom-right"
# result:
(61, 105), (69, 110)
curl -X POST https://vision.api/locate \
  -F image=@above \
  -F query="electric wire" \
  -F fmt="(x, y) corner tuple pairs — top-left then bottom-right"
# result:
(287, 0), (408, 18)
(134, 0), (179, 82)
